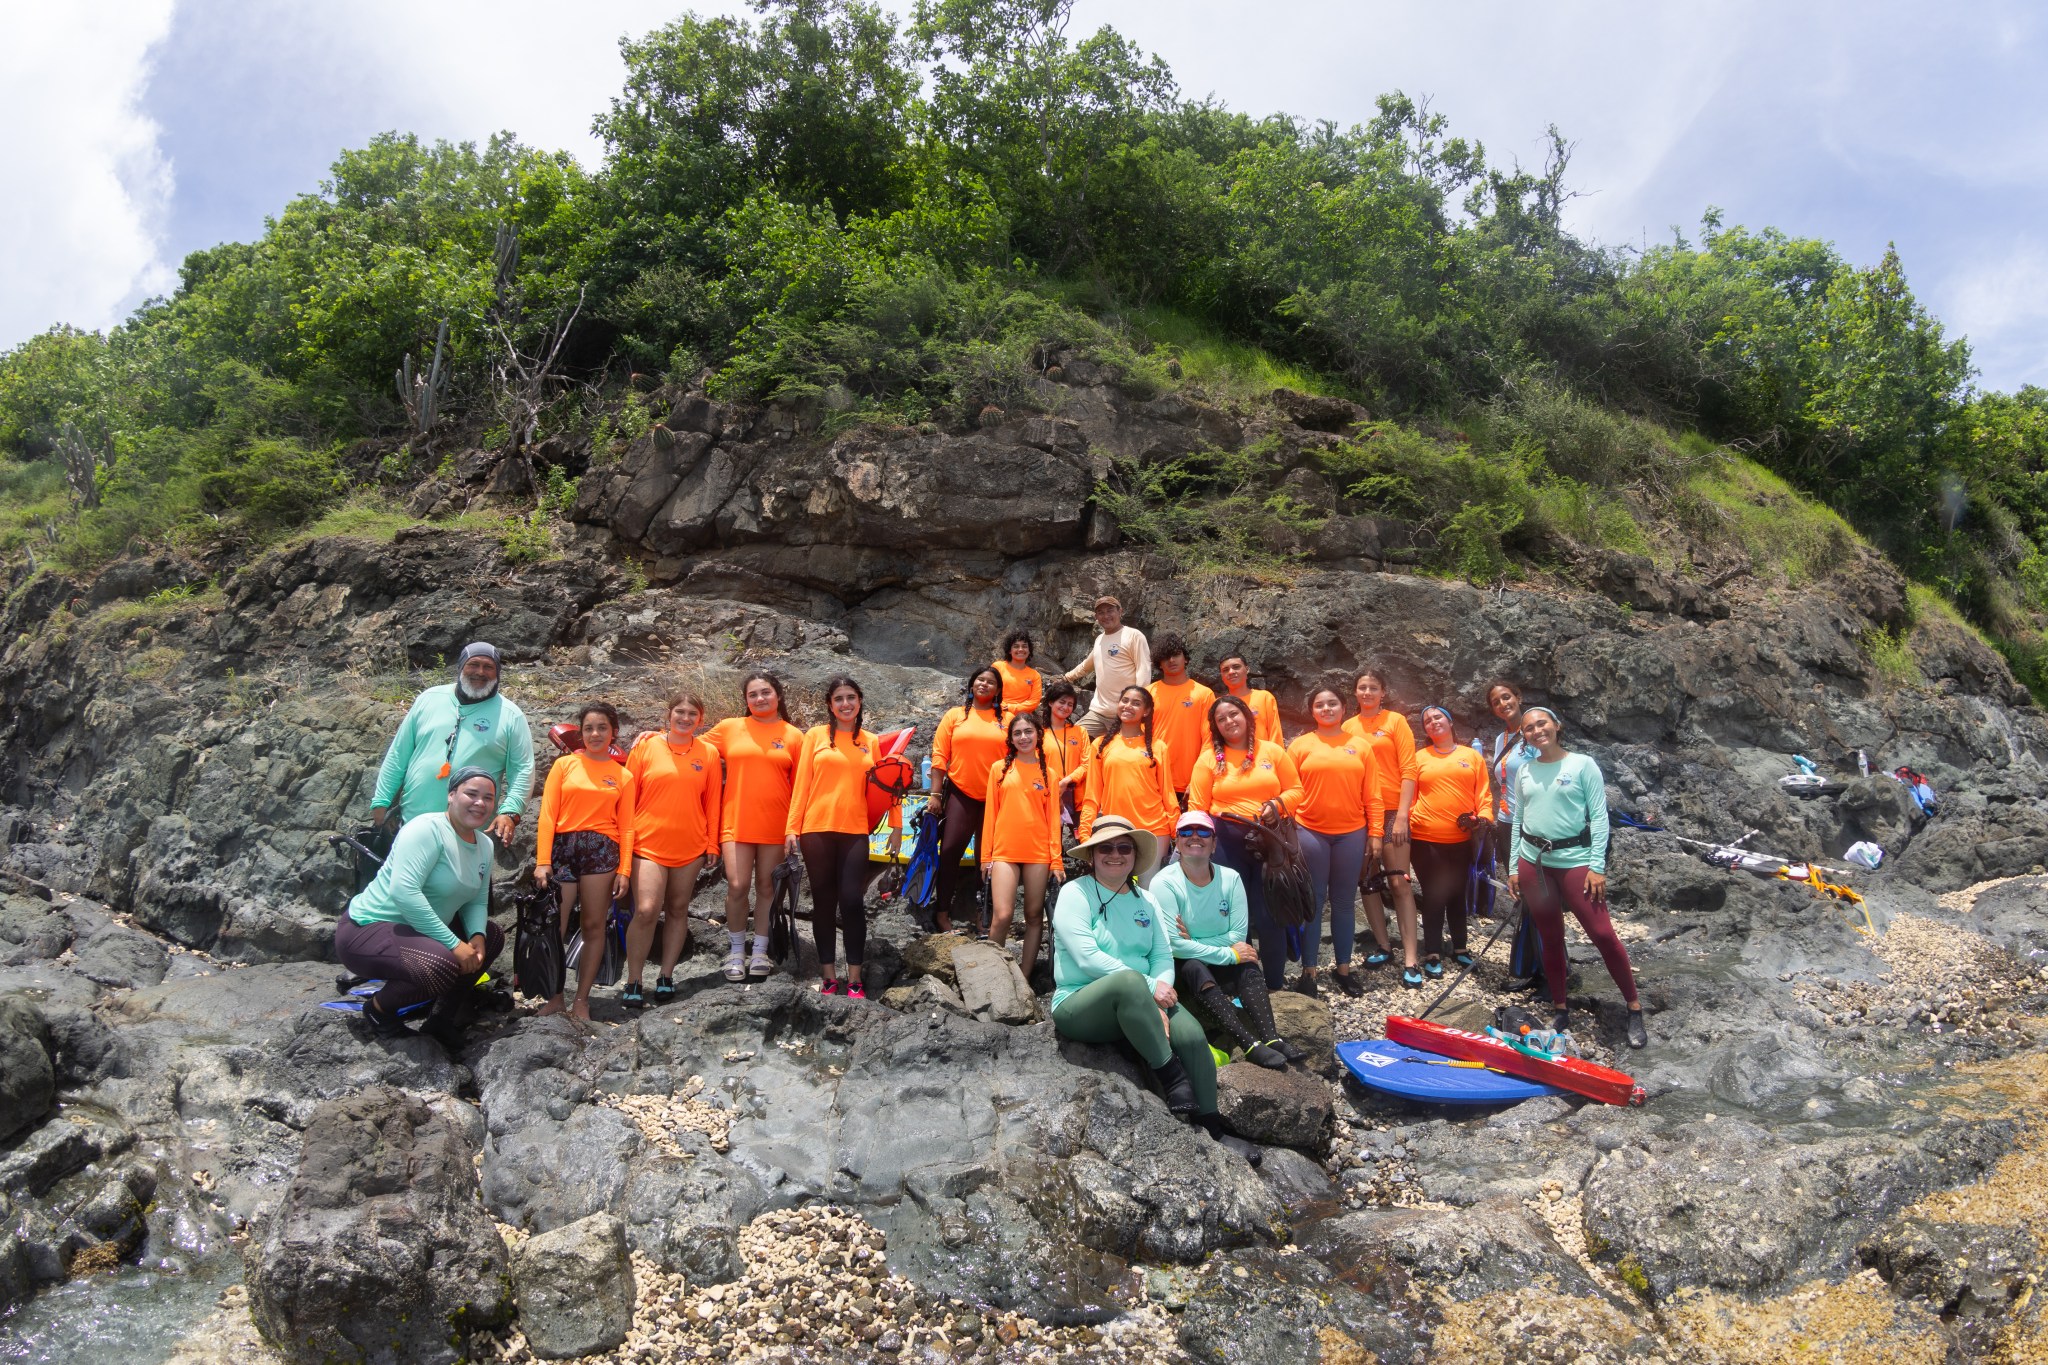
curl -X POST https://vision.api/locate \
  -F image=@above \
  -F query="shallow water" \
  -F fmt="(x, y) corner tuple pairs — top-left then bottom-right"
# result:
(0, 1256), (238, 1365)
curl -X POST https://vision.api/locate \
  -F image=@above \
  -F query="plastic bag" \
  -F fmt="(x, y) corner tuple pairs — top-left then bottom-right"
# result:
(564, 903), (627, 988)
(1843, 841), (1884, 870)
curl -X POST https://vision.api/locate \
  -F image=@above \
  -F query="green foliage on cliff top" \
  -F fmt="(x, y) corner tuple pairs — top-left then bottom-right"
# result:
(2, 0), (2046, 688)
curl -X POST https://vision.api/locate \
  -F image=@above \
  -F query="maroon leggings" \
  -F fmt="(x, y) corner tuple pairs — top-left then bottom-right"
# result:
(1516, 860), (1638, 1009)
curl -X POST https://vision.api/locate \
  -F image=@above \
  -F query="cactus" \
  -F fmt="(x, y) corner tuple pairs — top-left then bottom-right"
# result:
(395, 319), (449, 437)
(54, 421), (102, 510)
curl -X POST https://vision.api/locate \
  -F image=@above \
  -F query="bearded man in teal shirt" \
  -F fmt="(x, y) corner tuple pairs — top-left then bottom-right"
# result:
(370, 642), (534, 844)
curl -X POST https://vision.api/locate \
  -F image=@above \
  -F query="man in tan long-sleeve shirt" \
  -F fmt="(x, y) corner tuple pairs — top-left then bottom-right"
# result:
(1064, 596), (1152, 739)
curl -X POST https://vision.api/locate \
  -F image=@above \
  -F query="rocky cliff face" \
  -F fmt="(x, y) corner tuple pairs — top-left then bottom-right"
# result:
(3, 374), (2048, 1361)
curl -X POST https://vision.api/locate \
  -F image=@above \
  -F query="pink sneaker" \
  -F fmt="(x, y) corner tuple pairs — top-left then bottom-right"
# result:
(819, 978), (840, 995)
(845, 981), (866, 1000)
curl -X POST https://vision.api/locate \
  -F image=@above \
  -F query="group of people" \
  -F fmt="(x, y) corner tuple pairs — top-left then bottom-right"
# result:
(333, 599), (1647, 1113)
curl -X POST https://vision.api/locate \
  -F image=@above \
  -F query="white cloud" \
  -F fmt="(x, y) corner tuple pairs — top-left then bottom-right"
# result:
(0, 2), (176, 345)
(1937, 246), (2048, 390)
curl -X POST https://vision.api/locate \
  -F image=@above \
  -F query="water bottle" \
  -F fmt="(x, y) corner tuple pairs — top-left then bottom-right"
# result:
(921, 757), (932, 791)
(1792, 754), (1817, 775)
(1857, 750), (1869, 777)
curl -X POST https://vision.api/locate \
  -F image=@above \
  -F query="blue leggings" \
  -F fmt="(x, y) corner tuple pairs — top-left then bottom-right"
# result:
(1298, 826), (1366, 969)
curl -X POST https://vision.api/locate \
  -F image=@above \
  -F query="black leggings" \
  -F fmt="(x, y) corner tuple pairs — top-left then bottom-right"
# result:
(799, 832), (868, 967)
(932, 787), (986, 926)
(1213, 819), (1283, 990)
(1412, 837), (1475, 959)
(1177, 958), (1279, 1050)
(336, 916), (505, 1016)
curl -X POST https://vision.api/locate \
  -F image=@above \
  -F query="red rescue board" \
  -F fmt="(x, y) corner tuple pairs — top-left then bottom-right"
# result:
(1386, 1015), (1646, 1107)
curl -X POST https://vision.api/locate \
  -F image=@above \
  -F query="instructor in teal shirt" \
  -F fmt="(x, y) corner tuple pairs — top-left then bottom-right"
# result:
(370, 641), (534, 844)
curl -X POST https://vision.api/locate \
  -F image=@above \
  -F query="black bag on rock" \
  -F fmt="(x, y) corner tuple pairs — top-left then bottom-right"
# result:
(768, 855), (805, 965)
(511, 876), (565, 1001)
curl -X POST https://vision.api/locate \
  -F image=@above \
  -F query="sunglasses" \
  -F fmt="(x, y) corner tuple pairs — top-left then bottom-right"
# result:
(1097, 842), (1137, 856)
(1175, 828), (1215, 840)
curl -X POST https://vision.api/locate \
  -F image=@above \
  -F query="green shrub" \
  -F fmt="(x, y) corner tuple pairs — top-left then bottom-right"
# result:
(1863, 626), (1921, 686)
(1094, 444), (1324, 578)
(1682, 456), (1856, 585)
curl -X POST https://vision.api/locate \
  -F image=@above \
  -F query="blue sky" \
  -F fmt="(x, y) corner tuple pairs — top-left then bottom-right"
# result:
(4, 1), (2044, 390)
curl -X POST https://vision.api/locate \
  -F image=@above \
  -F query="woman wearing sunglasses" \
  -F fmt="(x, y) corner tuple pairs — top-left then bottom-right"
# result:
(1150, 811), (1301, 1070)
(1050, 816), (1219, 1125)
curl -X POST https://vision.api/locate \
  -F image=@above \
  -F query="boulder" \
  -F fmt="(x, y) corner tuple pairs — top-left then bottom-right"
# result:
(1214, 1062), (1332, 1152)
(950, 941), (1037, 1024)
(69, 921), (170, 989)
(509, 1213), (636, 1360)
(1268, 990), (1336, 1077)
(0, 894), (71, 965)
(0, 996), (54, 1141)
(244, 1086), (512, 1365)
(899, 930), (968, 987)
(1176, 1246), (1420, 1365)
(1860, 1216), (2036, 1323)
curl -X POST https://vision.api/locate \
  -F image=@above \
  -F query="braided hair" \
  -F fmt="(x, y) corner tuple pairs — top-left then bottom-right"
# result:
(1000, 712), (1043, 785)
(821, 675), (865, 742)
(1207, 694), (1260, 775)
(1097, 686), (1159, 769)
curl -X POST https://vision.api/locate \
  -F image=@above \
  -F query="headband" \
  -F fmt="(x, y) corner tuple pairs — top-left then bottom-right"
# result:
(1523, 706), (1561, 726)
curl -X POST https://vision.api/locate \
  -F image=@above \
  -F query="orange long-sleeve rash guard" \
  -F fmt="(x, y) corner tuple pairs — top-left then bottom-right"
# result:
(980, 755), (1063, 869)
(1047, 722), (1088, 786)
(1345, 709), (1420, 831)
(1186, 740), (1303, 821)
(626, 733), (722, 867)
(1409, 744), (1493, 845)
(1286, 731), (1384, 836)
(786, 726), (903, 838)
(704, 716), (804, 847)
(536, 752), (637, 866)
(1079, 733), (1177, 839)
(1147, 678), (1216, 794)
(993, 661), (1044, 721)
(931, 704), (1008, 802)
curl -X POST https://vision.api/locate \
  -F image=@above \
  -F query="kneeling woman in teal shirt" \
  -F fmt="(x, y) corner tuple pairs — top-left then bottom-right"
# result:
(337, 766), (504, 1039)
(1050, 814), (1217, 1122)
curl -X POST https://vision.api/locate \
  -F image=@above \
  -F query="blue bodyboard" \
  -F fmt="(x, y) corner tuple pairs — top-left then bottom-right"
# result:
(1337, 1038), (1562, 1104)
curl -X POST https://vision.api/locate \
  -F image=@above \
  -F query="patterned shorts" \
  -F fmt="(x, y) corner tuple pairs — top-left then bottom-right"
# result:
(551, 830), (620, 882)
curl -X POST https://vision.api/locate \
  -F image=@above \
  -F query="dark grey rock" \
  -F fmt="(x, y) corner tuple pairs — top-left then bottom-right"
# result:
(0, 995), (54, 1140)
(1214, 1062), (1332, 1152)
(1861, 1215), (2035, 1323)
(244, 1085), (512, 1365)
(1177, 1246), (1423, 1365)
(950, 941), (1036, 1024)
(509, 1212), (635, 1359)
(69, 921), (169, 988)
(0, 894), (70, 965)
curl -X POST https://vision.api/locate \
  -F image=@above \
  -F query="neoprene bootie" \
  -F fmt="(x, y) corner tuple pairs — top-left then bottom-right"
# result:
(1245, 1041), (1288, 1070)
(1272, 1037), (1308, 1065)
(1152, 1057), (1200, 1117)
(1627, 1010), (1648, 1050)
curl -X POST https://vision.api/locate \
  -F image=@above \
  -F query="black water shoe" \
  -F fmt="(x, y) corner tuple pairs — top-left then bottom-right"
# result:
(1246, 1041), (1288, 1070)
(1627, 1010), (1648, 1050)
(1152, 1057), (1200, 1118)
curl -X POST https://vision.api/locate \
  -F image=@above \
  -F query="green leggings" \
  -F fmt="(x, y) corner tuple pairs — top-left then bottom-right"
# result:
(1052, 971), (1218, 1114)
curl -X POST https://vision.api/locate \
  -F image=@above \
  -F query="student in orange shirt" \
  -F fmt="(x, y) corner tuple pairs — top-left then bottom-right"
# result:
(993, 630), (1044, 721)
(534, 702), (636, 1021)
(622, 691), (721, 1008)
(1285, 685), (1383, 999)
(1347, 668), (1424, 987)
(784, 676), (895, 998)
(1409, 705), (1493, 978)
(1188, 694), (1303, 991)
(1042, 680), (1089, 828)
(979, 712), (1064, 968)
(930, 666), (1008, 932)
(704, 673), (805, 982)
(1146, 633), (1215, 806)
(1079, 686), (1177, 854)
(1217, 654), (1283, 746)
